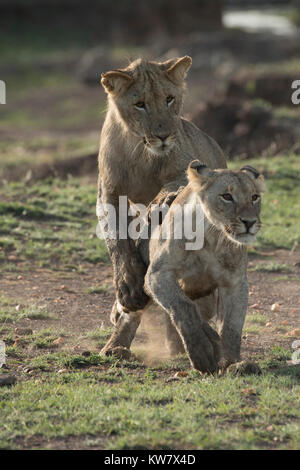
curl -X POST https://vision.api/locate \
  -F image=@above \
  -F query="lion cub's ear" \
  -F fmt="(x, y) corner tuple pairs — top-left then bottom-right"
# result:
(101, 70), (133, 95)
(187, 160), (213, 189)
(166, 56), (192, 84)
(240, 165), (265, 193)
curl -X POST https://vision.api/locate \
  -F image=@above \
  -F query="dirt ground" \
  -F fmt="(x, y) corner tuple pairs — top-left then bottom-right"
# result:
(1, 248), (299, 365)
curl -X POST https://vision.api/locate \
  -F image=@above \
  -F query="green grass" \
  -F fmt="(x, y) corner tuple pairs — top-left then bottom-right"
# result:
(249, 262), (294, 273)
(0, 153), (298, 274)
(31, 329), (65, 350)
(0, 346), (299, 450)
(248, 314), (267, 326)
(245, 312), (268, 327)
(243, 325), (264, 335)
(0, 298), (53, 324)
(0, 153), (297, 275)
(84, 326), (114, 341)
(0, 177), (109, 271)
(1, 18), (299, 450)
(0, 85), (105, 133)
(86, 284), (113, 295)
(273, 275), (300, 281)
(0, 135), (99, 176)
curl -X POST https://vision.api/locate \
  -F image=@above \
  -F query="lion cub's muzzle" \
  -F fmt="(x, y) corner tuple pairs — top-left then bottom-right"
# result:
(240, 217), (258, 234)
(233, 217), (261, 244)
(144, 134), (176, 155)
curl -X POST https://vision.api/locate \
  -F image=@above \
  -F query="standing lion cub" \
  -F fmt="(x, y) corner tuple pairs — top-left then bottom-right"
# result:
(98, 56), (226, 320)
(101, 161), (264, 373)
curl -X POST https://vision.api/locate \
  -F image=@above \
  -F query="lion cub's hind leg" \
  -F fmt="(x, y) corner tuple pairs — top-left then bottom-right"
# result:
(194, 291), (218, 323)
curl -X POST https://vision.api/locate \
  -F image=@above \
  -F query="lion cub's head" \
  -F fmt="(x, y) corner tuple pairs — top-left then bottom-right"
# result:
(101, 56), (192, 156)
(187, 160), (265, 246)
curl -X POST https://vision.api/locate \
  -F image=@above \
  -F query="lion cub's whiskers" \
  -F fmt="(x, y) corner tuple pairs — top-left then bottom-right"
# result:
(130, 139), (144, 159)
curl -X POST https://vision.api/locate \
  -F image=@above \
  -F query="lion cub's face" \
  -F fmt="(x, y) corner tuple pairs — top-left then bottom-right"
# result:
(188, 161), (265, 246)
(101, 57), (192, 156)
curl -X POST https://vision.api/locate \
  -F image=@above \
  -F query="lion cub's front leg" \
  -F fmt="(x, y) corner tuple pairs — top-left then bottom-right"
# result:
(217, 276), (248, 368)
(145, 255), (221, 373)
(217, 279), (262, 375)
(101, 305), (143, 359)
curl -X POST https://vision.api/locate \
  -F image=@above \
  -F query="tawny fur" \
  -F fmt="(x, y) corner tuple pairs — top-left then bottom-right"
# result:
(101, 163), (264, 373)
(97, 56), (226, 315)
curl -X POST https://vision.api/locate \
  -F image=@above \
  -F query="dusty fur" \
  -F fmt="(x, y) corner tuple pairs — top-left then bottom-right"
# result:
(97, 56), (226, 318)
(101, 162), (264, 373)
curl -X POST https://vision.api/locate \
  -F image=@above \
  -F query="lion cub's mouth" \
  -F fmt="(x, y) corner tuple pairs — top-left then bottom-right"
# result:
(143, 137), (175, 156)
(224, 225), (258, 246)
(235, 232), (257, 245)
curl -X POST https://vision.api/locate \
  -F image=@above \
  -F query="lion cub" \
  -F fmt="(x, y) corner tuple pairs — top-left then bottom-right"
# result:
(101, 161), (264, 373)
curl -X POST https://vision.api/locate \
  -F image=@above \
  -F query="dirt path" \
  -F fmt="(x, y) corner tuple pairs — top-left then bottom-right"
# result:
(1, 249), (299, 363)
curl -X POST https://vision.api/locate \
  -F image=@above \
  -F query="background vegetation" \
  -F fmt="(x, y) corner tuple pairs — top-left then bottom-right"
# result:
(0, 0), (299, 450)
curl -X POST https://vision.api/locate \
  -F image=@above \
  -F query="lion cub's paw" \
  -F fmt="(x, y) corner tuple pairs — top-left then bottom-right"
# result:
(101, 346), (132, 361)
(226, 360), (262, 376)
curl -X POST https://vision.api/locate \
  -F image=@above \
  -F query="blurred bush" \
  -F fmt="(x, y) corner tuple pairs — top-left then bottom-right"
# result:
(0, 0), (223, 43)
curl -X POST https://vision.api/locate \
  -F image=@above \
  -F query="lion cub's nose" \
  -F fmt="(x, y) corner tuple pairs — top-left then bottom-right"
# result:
(240, 218), (256, 231)
(155, 133), (170, 142)
(154, 122), (170, 142)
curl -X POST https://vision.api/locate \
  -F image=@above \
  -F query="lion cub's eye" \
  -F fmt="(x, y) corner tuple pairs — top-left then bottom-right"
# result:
(252, 194), (260, 202)
(166, 95), (174, 106)
(221, 193), (234, 202)
(134, 101), (145, 109)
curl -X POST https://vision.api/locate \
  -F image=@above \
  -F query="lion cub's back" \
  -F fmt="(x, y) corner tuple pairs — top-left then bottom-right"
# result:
(180, 118), (227, 170)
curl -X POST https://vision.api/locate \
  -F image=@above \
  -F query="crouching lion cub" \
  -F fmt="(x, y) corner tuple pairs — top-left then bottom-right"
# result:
(101, 161), (264, 373)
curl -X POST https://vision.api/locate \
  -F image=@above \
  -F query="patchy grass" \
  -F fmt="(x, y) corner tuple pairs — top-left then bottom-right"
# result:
(31, 329), (66, 350)
(0, 302), (53, 324)
(249, 262), (294, 273)
(0, 177), (109, 272)
(0, 153), (298, 275)
(84, 327), (114, 347)
(243, 325), (264, 335)
(0, 346), (299, 450)
(246, 312), (268, 327)
(86, 284), (113, 295)
(243, 312), (268, 335)
(1, 18), (299, 451)
(0, 155), (298, 448)
(273, 275), (300, 282)
(0, 135), (99, 179)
